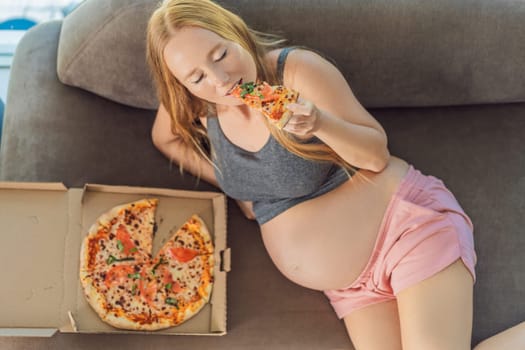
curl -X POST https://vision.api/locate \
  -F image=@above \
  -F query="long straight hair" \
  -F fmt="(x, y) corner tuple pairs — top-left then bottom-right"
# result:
(146, 0), (357, 177)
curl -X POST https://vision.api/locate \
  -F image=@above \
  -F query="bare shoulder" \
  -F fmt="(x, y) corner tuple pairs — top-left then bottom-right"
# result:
(281, 48), (384, 130)
(265, 47), (345, 96)
(282, 48), (343, 93)
(264, 47), (317, 86)
(264, 47), (299, 80)
(264, 48), (284, 74)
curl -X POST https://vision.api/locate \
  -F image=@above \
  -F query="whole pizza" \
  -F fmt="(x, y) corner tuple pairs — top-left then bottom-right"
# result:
(79, 198), (214, 330)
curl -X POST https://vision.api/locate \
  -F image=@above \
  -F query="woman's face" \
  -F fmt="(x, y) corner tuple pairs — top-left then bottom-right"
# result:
(163, 26), (257, 105)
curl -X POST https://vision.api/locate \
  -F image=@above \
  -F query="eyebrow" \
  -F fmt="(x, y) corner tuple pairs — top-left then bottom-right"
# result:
(183, 43), (223, 81)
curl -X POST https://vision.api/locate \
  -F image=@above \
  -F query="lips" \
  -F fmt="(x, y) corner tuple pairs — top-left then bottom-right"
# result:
(225, 78), (243, 96)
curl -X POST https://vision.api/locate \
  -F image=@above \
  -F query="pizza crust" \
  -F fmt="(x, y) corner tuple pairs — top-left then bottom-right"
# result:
(189, 214), (214, 254)
(102, 310), (173, 331)
(80, 270), (109, 322)
(273, 109), (294, 129)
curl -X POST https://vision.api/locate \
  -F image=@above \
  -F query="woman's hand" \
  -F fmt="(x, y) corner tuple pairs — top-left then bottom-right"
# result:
(282, 97), (322, 136)
(235, 200), (256, 221)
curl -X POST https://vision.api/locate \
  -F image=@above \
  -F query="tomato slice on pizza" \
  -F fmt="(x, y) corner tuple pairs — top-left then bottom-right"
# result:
(229, 81), (299, 129)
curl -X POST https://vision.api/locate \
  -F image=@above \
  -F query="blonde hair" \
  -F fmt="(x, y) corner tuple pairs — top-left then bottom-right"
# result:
(146, 0), (357, 177)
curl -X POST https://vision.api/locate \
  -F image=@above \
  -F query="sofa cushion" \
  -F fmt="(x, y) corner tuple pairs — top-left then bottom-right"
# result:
(57, 0), (159, 109)
(56, 0), (525, 110)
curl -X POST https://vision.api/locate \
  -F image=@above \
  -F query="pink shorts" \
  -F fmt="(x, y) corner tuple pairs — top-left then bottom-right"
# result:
(324, 165), (477, 319)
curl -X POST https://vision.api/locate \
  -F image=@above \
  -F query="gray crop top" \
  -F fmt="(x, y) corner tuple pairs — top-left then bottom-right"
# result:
(207, 47), (351, 224)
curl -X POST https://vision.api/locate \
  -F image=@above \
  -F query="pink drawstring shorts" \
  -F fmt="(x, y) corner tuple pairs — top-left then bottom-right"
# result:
(324, 165), (477, 319)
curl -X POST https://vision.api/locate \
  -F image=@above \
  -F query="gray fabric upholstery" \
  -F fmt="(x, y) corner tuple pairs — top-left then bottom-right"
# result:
(1, 0), (524, 349)
(56, 0), (525, 109)
(57, 0), (158, 109)
(3, 21), (207, 190)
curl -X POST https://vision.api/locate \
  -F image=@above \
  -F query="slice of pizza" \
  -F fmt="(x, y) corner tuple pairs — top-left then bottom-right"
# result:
(80, 198), (158, 272)
(160, 214), (214, 257)
(136, 253), (214, 327)
(80, 261), (154, 329)
(229, 81), (299, 129)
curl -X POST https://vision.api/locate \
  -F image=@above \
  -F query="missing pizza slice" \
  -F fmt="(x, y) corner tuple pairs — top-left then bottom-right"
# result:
(228, 80), (299, 129)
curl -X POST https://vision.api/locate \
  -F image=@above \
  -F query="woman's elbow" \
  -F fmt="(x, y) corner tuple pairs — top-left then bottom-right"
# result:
(370, 148), (390, 172)
(151, 128), (174, 153)
(366, 138), (390, 172)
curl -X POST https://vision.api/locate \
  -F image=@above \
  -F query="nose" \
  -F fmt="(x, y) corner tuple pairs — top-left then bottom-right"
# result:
(209, 67), (230, 87)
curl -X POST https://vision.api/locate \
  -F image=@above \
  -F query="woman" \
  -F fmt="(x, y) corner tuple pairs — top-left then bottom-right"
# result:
(146, 0), (524, 348)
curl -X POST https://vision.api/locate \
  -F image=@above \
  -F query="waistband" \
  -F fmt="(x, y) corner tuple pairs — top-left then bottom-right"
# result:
(393, 165), (436, 202)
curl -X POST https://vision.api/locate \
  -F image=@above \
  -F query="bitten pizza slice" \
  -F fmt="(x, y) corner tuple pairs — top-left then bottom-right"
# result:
(229, 80), (299, 129)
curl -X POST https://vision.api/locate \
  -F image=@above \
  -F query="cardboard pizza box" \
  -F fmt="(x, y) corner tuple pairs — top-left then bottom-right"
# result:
(0, 182), (230, 337)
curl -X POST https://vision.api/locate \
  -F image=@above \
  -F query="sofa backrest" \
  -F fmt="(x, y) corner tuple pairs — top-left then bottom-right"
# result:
(57, 0), (525, 110)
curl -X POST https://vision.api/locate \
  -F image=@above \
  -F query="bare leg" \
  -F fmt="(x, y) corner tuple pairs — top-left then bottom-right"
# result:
(343, 299), (402, 350)
(396, 259), (473, 350)
(473, 322), (525, 350)
(341, 258), (524, 349)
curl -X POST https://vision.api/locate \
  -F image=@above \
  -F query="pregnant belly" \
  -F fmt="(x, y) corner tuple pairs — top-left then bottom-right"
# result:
(260, 157), (409, 291)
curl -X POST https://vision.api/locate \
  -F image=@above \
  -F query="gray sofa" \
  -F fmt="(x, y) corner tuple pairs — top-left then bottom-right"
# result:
(1, 0), (524, 348)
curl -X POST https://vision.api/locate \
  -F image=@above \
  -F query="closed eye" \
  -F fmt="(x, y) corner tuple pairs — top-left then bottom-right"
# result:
(215, 49), (227, 61)
(191, 49), (227, 84)
(192, 74), (204, 84)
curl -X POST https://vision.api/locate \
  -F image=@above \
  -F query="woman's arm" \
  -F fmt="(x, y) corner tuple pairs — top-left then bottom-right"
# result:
(152, 103), (219, 186)
(152, 104), (256, 220)
(283, 50), (390, 172)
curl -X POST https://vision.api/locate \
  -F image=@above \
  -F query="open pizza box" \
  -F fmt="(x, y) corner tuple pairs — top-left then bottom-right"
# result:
(0, 182), (230, 337)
